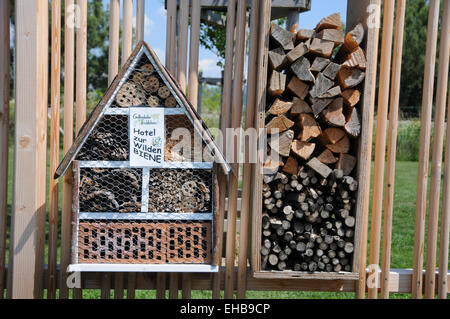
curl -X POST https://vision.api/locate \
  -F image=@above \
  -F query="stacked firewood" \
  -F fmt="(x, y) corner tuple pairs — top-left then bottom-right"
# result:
(261, 13), (365, 272)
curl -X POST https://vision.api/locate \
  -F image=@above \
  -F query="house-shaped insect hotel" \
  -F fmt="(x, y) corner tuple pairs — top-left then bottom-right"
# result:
(55, 42), (230, 273)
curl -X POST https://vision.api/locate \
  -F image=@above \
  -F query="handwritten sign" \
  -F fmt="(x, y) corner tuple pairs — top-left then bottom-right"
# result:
(129, 107), (165, 167)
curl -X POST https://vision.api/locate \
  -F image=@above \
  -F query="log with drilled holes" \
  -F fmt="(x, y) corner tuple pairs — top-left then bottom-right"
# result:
(262, 13), (365, 273)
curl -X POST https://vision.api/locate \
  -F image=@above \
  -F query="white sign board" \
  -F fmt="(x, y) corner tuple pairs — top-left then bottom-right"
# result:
(129, 107), (165, 167)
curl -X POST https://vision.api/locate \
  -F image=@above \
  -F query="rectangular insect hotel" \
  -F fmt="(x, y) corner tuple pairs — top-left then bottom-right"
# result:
(56, 42), (230, 273)
(251, 4), (377, 280)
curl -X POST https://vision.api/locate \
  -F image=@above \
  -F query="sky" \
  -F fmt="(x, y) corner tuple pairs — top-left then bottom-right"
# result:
(123, 0), (349, 79)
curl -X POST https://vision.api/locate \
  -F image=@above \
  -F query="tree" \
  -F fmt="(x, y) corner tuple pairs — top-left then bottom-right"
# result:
(398, 0), (443, 115)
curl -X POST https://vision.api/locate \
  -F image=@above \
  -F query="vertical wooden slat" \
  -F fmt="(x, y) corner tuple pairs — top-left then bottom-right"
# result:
(225, 0), (247, 300)
(115, 0), (133, 299)
(76, 0), (87, 132)
(424, 0), (450, 299)
(249, 0), (271, 278)
(166, 0), (177, 74)
(60, 0), (76, 300)
(48, 0), (62, 300)
(175, 1), (190, 298)
(161, 0), (178, 300)
(212, 0), (236, 299)
(236, 0), (260, 299)
(122, 0), (133, 66)
(136, 0), (145, 43)
(9, 0), (48, 299)
(108, 0), (120, 86)
(103, 0), (120, 299)
(439, 88), (450, 299)
(0, 0), (9, 300)
(187, 0), (201, 110)
(367, 0), (395, 300)
(412, 0), (441, 299)
(156, 273), (167, 299)
(177, 0), (189, 91)
(73, 0), (88, 299)
(169, 274), (178, 299)
(380, 0), (406, 299)
(126, 0), (142, 299)
(352, 0), (381, 299)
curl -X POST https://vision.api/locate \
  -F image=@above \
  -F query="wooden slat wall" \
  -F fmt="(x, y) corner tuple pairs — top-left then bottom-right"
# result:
(10, 0), (49, 299)
(0, 0), (10, 300)
(5, 0), (450, 300)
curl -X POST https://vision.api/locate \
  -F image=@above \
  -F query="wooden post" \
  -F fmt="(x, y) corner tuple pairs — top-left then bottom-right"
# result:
(0, 0), (9, 300)
(368, 0), (395, 299)
(424, 0), (450, 299)
(212, 0), (236, 299)
(60, 0), (76, 300)
(188, 0), (201, 110)
(48, 0), (61, 300)
(115, 0), (133, 299)
(177, 0), (189, 91)
(102, 0), (120, 299)
(225, 0), (247, 299)
(250, 0), (271, 279)
(136, 0), (145, 43)
(76, 0), (87, 132)
(108, 0), (120, 86)
(122, 0), (133, 66)
(380, 0), (406, 299)
(412, 0), (441, 299)
(9, 0), (48, 299)
(166, 0), (177, 74)
(439, 88), (450, 299)
(237, 0), (260, 299)
(352, 0), (381, 299)
(73, 0), (88, 299)
(182, 0), (199, 299)
(161, 0), (178, 300)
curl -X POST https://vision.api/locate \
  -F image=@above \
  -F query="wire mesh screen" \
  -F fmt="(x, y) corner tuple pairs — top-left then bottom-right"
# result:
(77, 115), (129, 161)
(148, 169), (212, 213)
(77, 220), (212, 264)
(79, 168), (143, 213)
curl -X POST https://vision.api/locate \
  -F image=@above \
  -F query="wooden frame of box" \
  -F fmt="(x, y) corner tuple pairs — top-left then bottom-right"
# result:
(251, 0), (379, 280)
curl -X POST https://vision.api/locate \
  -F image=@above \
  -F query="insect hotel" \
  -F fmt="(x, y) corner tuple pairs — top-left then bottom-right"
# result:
(55, 41), (230, 273)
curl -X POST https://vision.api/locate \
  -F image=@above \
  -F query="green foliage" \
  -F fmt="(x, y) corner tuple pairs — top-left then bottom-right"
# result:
(399, 0), (430, 109)
(200, 18), (227, 67)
